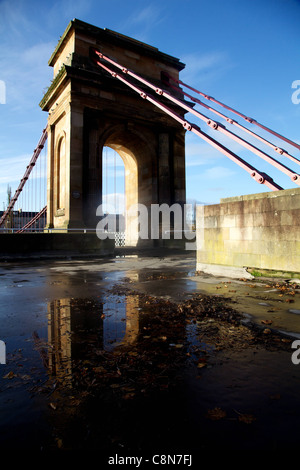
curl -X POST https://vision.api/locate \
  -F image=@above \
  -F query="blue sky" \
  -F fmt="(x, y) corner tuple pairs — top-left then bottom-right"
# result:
(0, 0), (300, 212)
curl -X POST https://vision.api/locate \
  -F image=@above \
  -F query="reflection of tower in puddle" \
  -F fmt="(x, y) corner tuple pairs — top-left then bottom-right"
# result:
(48, 299), (74, 387)
(103, 295), (139, 350)
(48, 298), (104, 386)
(103, 294), (140, 350)
(47, 295), (140, 385)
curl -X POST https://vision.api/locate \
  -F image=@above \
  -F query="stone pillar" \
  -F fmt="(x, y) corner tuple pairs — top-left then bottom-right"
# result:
(158, 132), (172, 204)
(82, 122), (102, 228)
(68, 104), (84, 228)
(45, 124), (54, 228)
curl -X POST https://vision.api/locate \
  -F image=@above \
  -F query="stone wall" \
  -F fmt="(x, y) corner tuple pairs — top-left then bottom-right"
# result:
(196, 187), (300, 278)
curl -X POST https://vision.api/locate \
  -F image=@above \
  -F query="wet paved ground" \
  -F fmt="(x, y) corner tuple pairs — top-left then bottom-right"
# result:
(1, 249), (300, 457)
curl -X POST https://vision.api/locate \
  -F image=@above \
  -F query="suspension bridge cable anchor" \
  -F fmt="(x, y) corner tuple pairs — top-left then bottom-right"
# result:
(94, 50), (103, 59)
(226, 117), (235, 125)
(251, 172), (264, 184)
(245, 117), (256, 124)
(207, 119), (219, 130)
(183, 121), (192, 131)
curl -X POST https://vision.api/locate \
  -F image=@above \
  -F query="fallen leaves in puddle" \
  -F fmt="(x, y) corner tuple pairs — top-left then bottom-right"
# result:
(3, 371), (16, 379)
(5, 279), (295, 449)
(206, 407), (227, 420)
(43, 289), (293, 404)
(40, 290), (291, 413)
(206, 407), (256, 424)
(235, 410), (257, 424)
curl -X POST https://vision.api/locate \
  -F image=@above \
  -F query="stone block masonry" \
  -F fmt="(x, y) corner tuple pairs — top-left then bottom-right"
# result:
(196, 187), (300, 278)
(39, 19), (187, 246)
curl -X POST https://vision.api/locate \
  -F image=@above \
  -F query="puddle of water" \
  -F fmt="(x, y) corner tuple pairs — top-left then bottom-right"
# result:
(188, 276), (300, 337)
(2, 257), (300, 451)
(33, 292), (181, 389)
(0, 286), (194, 449)
(45, 294), (139, 375)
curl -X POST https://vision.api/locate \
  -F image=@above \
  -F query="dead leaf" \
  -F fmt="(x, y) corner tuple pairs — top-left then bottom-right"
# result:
(123, 393), (135, 400)
(238, 413), (256, 424)
(3, 371), (15, 379)
(263, 328), (271, 334)
(197, 363), (206, 369)
(20, 374), (31, 381)
(206, 407), (227, 420)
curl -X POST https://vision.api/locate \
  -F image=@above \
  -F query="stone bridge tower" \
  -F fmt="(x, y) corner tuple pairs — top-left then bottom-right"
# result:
(40, 19), (187, 245)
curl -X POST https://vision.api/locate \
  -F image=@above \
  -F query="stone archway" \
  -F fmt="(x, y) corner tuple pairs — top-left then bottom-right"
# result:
(103, 143), (138, 246)
(40, 19), (187, 245)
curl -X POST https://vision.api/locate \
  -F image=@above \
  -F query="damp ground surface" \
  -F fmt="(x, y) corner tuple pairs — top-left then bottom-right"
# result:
(1, 249), (300, 458)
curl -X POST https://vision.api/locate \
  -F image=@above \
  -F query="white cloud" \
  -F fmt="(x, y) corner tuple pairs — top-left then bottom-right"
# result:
(0, 1), (55, 109)
(202, 166), (236, 180)
(181, 51), (233, 86)
(183, 52), (226, 74)
(0, 154), (31, 185)
(120, 3), (166, 42)
(45, 0), (92, 29)
(102, 193), (125, 214)
(2, 41), (54, 107)
(104, 168), (125, 179)
(22, 42), (54, 66)
(130, 5), (159, 25)
(0, 0), (33, 40)
(185, 139), (223, 166)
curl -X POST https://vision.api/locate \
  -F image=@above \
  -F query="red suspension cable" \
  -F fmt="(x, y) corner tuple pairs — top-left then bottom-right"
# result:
(0, 128), (48, 228)
(168, 74), (300, 152)
(93, 50), (282, 191)
(16, 206), (47, 233)
(93, 50), (298, 188)
(165, 79), (300, 167)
